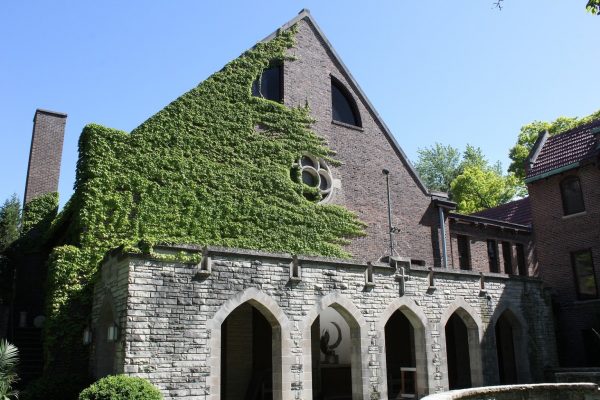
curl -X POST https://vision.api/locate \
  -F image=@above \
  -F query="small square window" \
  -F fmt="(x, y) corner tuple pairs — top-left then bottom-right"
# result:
(487, 240), (499, 273)
(571, 250), (598, 300)
(561, 176), (585, 215)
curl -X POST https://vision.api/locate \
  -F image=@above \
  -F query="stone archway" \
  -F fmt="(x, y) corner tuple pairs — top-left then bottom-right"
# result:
(376, 297), (429, 399)
(440, 298), (484, 389)
(301, 292), (369, 400)
(206, 288), (293, 400)
(491, 304), (531, 384)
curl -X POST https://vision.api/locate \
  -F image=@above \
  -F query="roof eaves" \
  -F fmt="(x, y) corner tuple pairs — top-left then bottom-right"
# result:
(260, 9), (432, 196)
(524, 162), (580, 184)
(449, 212), (531, 232)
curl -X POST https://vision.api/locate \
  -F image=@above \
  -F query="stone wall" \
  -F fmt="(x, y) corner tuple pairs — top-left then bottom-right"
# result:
(92, 245), (557, 400)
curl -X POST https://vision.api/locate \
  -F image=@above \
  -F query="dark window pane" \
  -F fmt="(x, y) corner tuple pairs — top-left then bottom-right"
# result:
(302, 170), (318, 187)
(253, 65), (282, 102)
(319, 172), (330, 191)
(488, 240), (499, 273)
(457, 235), (471, 270)
(561, 177), (585, 215)
(572, 250), (598, 300)
(331, 81), (360, 126)
(300, 156), (316, 169)
(502, 242), (513, 275)
(516, 244), (527, 276)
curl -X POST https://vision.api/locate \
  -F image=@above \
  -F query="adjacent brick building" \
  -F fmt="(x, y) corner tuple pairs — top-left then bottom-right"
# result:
(525, 120), (600, 367)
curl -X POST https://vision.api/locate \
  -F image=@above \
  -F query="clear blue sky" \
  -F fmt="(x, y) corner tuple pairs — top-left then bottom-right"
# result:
(1, 1), (599, 207)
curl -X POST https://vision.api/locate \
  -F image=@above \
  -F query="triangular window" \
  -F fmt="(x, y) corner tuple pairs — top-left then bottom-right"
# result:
(331, 78), (361, 127)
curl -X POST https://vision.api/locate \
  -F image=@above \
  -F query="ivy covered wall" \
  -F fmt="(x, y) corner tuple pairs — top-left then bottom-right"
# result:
(42, 25), (364, 372)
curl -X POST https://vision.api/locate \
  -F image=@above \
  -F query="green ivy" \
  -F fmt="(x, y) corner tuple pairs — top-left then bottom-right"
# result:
(22, 192), (58, 237)
(42, 25), (365, 372)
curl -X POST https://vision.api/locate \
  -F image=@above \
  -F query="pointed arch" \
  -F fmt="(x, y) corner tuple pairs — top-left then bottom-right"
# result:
(440, 298), (484, 388)
(376, 297), (429, 399)
(206, 288), (292, 400)
(300, 292), (368, 400)
(491, 302), (531, 384)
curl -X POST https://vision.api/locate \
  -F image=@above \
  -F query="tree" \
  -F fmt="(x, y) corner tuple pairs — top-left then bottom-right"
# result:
(414, 143), (461, 193)
(451, 165), (520, 214)
(415, 144), (522, 213)
(508, 109), (600, 180)
(0, 195), (20, 252)
(493, 0), (600, 15)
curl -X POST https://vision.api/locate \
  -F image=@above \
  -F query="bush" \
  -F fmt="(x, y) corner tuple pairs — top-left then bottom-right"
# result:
(21, 373), (90, 400)
(79, 375), (162, 400)
(0, 340), (19, 400)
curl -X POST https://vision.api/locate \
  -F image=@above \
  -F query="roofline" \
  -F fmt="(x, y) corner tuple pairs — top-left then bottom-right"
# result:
(35, 108), (68, 118)
(449, 212), (531, 232)
(261, 9), (432, 196)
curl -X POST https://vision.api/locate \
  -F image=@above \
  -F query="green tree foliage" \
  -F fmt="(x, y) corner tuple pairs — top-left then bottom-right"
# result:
(508, 109), (600, 180)
(587, 0), (600, 14)
(414, 143), (460, 192)
(0, 195), (20, 252)
(451, 165), (520, 214)
(0, 340), (19, 400)
(78, 376), (162, 400)
(415, 144), (520, 213)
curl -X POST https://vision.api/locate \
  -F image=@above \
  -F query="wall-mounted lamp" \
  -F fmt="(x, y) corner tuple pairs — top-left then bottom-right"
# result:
(107, 323), (119, 342)
(83, 326), (92, 345)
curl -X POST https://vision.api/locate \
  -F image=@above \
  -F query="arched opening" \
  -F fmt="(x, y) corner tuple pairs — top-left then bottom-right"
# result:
(495, 311), (518, 384)
(221, 302), (279, 400)
(331, 77), (361, 127)
(310, 305), (363, 400)
(445, 313), (472, 389)
(385, 310), (417, 399)
(95, 298), (116, 378)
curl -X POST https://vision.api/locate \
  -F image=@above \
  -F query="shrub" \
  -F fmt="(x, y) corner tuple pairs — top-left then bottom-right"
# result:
(0, 339), (19, 400)
(79, 375), (162, 400)
(21, 373), (90, 400)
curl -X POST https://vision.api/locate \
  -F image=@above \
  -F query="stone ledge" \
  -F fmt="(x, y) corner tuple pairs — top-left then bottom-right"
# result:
(421, 383), (600, 400)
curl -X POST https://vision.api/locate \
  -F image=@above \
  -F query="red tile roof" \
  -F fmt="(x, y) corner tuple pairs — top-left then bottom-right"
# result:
(526, 119), (600, 179)
(471, 197), (532, 226)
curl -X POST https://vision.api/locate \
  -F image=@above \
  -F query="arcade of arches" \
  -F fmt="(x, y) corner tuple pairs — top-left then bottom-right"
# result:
(91, 251), (557, 400)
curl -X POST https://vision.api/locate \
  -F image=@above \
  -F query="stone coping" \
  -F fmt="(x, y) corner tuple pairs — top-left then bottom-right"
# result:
(421, 383), (599, 400)
(102, 243), (542, 283)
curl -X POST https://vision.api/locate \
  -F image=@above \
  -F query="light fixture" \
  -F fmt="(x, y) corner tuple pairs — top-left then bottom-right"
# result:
(107, 323), (119, 342)
(83, 326), (92, 345)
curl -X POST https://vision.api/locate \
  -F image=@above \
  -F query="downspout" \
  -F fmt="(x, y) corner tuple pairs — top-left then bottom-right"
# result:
(382, 169), (394, 257)
(438, 205), (448, 268)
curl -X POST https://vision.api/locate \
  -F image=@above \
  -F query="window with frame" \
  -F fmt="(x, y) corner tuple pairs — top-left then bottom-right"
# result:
(457, 235), (471, 270)
(502, 242), (513, 275)
(571, 250), (598, 300)
(487, 240), (499, 273)
(560, 176), (585, 215)
(331, 78), (361, 127)
(252, 63), (282, 102)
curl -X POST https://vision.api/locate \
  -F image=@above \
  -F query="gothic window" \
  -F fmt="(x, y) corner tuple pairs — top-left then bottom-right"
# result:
(571, 250), (598, 300)
(252, 63), (282, 102)
(331, 78), (361, 127)
(560, 176), (585, 215)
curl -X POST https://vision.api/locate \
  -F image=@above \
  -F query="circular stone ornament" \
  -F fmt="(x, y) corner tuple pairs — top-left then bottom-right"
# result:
(297, 155), (333, 202)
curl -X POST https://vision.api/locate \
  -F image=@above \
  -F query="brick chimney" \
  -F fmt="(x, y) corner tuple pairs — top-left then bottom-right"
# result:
(24, 109), (67, 204)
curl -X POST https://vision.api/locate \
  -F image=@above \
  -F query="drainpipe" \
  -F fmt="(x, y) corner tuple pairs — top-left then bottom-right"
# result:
(382, 169), (394, 257)
(438, 205), (448, 268)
